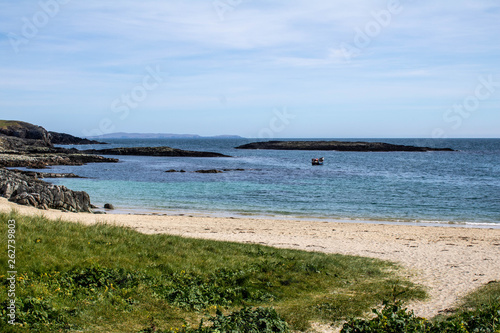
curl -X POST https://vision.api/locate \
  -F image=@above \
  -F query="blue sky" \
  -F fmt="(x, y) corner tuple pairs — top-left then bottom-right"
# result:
(1, 0), (499, 138)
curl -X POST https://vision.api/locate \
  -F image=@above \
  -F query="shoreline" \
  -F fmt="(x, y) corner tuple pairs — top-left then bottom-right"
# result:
(99, 205), (500, 230)
(1, 197), (499, 331)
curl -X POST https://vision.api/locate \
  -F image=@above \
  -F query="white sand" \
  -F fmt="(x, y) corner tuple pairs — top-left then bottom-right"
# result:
(2, 197), (499, 332)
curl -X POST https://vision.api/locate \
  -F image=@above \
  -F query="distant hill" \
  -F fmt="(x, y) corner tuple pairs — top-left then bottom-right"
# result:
(87, 132), (244, 139)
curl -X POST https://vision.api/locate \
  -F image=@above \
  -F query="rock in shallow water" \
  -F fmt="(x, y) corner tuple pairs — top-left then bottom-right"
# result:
(195, 169), (224, 173)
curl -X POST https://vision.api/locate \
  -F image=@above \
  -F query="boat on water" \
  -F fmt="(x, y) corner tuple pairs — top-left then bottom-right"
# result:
(312, 157), (324, 165)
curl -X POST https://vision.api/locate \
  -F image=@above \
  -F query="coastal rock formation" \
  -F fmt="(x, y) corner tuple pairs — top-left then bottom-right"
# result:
(195, 169), (224, 173)
(165, 169), (186, 173)
(0, 121), (117, 169)
(0, 152), (118, 169)
(0, 134), (50, 152)
(0, 120), (106, 146)
(8, 169), (84, 179)
(236, 141), (454, 152)
(0, 168), (92, 212)
(49, 131), (106, 145)
(83, 146), (230, 157)
(195, 169), (245, 173)
(0, 120), (52, 147)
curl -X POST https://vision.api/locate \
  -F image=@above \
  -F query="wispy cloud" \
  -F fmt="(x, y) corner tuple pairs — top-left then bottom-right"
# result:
(0, 0), (499, 137)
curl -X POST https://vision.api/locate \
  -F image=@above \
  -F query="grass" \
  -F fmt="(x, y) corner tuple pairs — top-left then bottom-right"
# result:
(457, 280), (500, 311)
(340, 281), (500, 332)
(431, 280), (500, 329)
(0, 120), (22, 129)
(0, 211), (426, 332)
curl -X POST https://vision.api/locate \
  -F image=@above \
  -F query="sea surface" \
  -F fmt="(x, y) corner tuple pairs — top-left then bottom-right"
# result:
(41, 138), (500, 227)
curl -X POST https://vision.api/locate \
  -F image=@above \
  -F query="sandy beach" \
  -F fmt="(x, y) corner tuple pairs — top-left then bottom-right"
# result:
(2, 197), (499, 331)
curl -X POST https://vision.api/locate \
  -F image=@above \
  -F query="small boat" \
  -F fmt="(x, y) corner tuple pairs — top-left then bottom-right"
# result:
(312, 157), (324, 165)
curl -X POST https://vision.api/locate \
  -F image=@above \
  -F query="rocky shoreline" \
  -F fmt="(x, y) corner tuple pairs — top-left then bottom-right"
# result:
(0, 120), (231, 213)
(236, 140), (454, 152)
(8, 169), (85, 179)
(0, 168), (92, 212)
(0, 152), (119, 169)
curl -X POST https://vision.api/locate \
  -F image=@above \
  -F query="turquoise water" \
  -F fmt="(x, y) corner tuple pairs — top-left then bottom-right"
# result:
(43, 138), (500, 226)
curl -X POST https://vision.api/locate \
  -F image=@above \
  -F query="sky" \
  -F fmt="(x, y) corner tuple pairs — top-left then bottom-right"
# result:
(0, 0), (499, 138)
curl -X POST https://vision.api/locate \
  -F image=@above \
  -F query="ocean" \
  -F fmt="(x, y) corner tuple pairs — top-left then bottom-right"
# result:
(44, 138), (500, 227)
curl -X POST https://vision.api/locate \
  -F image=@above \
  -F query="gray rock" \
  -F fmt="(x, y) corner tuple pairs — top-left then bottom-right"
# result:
(48, 131), (106, 145)
(104, 203), (115, 210)
(8, 169), (84, 179)
(0, 168), (92, 212)
(0, 120), (52, 147)
(195, 169), (224, 173)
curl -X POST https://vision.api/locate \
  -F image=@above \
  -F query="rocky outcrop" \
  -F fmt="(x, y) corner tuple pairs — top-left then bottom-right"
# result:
(49, 131), (106, 145)
(104, 203), (115, 210)
(0, 168), (92, 212)
(166, 169), (245, 173)
(236, 141), (454, 152)
(195, 169), (224, 173)
(8, 169), (84, 179)
(0, 134), (50, 152)
(0, 152), (118, 169)
(0, 120), (52, 147)
(0, 120), (107, 146)
(83, 146), (230, 157)
(195, 169), (245, 173)
(0, 121), (117, 169)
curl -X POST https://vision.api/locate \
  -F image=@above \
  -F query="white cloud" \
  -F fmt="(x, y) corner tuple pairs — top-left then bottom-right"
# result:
(0, 0), (499, 137)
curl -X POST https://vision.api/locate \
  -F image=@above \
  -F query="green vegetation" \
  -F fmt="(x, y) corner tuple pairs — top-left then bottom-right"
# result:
(139, 307), (291, 333)
(341, 281), (500, 332)
(0, 120), (22, 129)
(0, 211), (426, 332)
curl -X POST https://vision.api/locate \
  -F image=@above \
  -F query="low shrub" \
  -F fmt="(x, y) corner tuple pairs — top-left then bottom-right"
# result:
(139, 307), (290, 333)
(340, 299), (500, 333)
(152, 268), (274, 311)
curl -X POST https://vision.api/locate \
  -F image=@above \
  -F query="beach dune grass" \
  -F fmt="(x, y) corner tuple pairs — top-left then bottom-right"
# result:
(0, 211), (426, 332)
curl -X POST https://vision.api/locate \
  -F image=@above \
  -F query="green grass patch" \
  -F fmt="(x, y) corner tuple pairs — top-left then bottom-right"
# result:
(0, 120), (22, 129)
(341, 281), (500, 332)
(0, 211), (426, 332)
